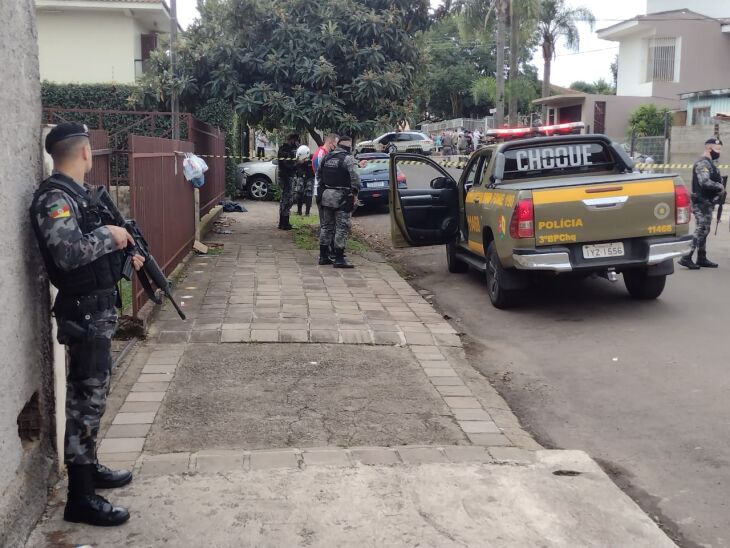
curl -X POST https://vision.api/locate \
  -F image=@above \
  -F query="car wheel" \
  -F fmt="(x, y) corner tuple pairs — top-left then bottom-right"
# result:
(623, 270), (666, 300)
(387, 144), (398, 154)
(446, 241), (469, 273)
(485, 242), (517, 309)
(247, 176), (272, 201)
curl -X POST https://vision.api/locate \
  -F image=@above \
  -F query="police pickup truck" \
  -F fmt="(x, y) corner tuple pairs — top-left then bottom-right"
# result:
(388, 123), (693, 308)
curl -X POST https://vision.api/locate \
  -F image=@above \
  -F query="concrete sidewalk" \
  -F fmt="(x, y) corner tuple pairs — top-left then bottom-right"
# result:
(27, 201), (674, 547)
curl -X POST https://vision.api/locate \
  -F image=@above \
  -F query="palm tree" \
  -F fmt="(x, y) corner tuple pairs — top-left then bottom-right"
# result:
(508, 0), (540, 125)
(537, 0), (595, 119)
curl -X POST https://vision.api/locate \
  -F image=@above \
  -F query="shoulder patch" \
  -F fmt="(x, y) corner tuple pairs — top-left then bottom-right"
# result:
(48, 201), (71, 219)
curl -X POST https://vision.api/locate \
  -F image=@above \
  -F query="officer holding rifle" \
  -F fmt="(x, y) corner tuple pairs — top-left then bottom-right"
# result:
(30, 122), (145, 526)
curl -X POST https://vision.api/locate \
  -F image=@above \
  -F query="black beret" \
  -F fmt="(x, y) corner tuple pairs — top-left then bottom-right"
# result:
(705, 137), (723, 146)
(338, 135), (353, 143)
(45, 122), (89, 154)
(287, 133), (300, 141)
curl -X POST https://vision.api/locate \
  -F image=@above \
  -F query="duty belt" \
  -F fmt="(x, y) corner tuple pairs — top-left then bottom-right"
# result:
(55, 288), (118, 316)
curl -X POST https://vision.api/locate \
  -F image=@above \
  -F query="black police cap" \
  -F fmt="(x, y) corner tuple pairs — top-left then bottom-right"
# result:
(45, 122), (89, 154)
(705, 137), (723, 146)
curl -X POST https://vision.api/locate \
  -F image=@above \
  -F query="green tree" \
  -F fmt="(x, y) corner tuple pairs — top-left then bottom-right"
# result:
(628, 104), (671, 137)
(537, 0), (594, 116)
(508, 0), (540, 124)
(136, 0), (429, 143)
(569, 78), (615, 95)
(419, 16), (492, 119)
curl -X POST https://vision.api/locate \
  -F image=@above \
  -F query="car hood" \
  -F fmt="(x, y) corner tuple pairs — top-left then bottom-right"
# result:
(357, 140), (375, 147)
(239, 161), (274, 170)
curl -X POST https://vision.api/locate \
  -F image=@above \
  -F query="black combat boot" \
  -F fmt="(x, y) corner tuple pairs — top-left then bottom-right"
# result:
(94, 462), (133, 489)
(278, 214), (293, 230)
(64, 465), (130, 526)
(678, 252), (700, 270)
(333, 249), (354, 269)
(318, 245), (333, 265)
(696, 251), (719, 268)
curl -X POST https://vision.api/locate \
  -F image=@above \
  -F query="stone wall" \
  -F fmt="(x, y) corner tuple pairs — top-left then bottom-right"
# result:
(0, 1), (55, 545)
(670, 122), (730, 185)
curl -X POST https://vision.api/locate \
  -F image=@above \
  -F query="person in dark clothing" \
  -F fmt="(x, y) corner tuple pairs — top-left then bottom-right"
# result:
(277, 133), (300, 230)
(679, 137), (725, 269)
(30, 123), (145, 527)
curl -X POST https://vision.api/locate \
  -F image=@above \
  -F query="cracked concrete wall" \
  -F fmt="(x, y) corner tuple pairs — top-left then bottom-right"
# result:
(0, 1), (55, 546)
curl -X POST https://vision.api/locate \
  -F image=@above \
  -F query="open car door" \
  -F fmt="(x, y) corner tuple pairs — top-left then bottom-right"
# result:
(389, 153), (460, 248)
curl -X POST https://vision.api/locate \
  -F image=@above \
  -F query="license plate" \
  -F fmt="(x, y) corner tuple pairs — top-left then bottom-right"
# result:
(582, 242), (625, 259)
(368, 181), (387, 188)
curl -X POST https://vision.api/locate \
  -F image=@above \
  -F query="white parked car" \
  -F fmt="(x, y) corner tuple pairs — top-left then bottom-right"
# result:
(236, 160), (279, 200)
(356, 131), (433, 155)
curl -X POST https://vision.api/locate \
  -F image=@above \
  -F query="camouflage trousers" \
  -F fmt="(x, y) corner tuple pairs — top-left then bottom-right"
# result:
(319, 206), (351, 251)
(690, 200), (714, 252)
(63, 306), (117, 466)
(278, 174), (294, 216)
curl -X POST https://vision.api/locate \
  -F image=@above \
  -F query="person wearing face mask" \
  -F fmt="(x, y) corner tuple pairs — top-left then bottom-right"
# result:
(679, 137), (726, 269)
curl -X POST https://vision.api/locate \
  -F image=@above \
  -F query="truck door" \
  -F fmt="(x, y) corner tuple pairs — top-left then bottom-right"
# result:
(462, 151), (492, 255)
(389, 154), (460, 248)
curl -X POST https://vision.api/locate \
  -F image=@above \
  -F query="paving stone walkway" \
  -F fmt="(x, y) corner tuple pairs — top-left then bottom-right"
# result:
(29, 203), (676, 548)
(94, 202), (535, 471)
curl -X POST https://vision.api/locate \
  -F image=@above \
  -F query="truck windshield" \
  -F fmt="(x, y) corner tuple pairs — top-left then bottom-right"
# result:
(502, 141), (616, 180)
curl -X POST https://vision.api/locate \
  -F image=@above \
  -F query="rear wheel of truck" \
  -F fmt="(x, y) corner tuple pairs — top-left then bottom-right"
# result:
(623, 270), (666, 300)
(485, 242), (518, 309)
(446, 241), (469, 273)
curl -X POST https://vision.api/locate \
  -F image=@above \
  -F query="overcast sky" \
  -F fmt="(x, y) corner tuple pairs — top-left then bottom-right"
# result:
(173, 0), (647, 87)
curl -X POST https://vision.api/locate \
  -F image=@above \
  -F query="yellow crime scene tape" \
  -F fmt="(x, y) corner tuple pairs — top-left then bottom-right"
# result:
(194, 153), (730, 172)
(196, 153), (469, 169)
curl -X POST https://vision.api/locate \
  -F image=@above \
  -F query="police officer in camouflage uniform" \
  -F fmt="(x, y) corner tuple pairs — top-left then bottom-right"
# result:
(277, 133), (300, 230)
(316, 135), (361, 268)
(30, 123), (145, 526)
(679, 137), (725, 269)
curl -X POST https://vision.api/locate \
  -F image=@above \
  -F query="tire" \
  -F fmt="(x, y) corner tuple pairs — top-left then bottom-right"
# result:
(387, 144), (398, 154)
(247, 176), (272, 200)
(446, 241), (469, 273)
(623, 270), (666, 300)
(485, 242), (518, 309)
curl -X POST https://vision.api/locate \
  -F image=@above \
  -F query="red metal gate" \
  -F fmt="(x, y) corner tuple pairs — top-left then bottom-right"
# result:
(190, 119), (226, 215)
(129, 135), (195, 316)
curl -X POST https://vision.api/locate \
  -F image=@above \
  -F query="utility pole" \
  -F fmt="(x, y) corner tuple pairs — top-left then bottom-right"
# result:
(170, 0), (179, 141)
(508, 0), (519, 126)
(495, 0), (506, 127)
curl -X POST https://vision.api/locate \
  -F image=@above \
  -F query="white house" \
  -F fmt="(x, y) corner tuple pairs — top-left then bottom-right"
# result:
(35, 0), (174, 84)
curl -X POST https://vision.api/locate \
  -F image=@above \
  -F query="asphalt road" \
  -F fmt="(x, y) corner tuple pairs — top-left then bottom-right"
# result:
(353, 167), (730, 548)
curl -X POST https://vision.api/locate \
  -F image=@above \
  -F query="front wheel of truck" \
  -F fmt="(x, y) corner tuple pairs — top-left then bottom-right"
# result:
(485, 242), (518, 309)
(623, 270), (666, 300)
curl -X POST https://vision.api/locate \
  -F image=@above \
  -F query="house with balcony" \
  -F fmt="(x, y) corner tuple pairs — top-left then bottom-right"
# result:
(35, 0), (174, 84)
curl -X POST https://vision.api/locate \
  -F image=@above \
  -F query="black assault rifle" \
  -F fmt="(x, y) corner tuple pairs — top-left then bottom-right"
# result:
(715, 176), (728, 235)
(95, 187), (187, 320)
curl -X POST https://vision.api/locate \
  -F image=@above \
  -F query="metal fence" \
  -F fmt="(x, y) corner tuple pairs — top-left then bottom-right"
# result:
(421, 117), (496, 134)
(630, 135), (667, 164)
(190, 119), (226, 216)
(86, 129), (111, 189)
(42, 109), (225, 202)
(129, 135), (195, 317)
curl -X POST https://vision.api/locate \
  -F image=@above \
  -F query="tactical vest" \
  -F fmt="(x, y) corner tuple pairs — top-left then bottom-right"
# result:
(321, 150), (350, 190)
(692, 157), (722, 197)
(30, 175), (124, 297)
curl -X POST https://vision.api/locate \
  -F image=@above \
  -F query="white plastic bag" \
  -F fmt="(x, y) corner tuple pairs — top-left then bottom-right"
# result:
(182, 153), (209, 188)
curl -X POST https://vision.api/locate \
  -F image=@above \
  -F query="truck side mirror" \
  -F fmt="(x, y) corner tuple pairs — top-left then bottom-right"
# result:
(271, 159), (278, 166)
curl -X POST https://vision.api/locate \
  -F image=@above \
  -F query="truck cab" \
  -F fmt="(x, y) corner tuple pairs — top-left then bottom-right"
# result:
(389, 130), (692, 308)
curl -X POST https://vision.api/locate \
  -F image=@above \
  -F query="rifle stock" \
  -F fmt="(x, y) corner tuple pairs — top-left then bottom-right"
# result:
(96, 188), (187, 320)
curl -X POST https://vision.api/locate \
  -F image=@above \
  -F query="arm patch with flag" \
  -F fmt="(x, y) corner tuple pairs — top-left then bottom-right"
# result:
(48, 201), (71, 219)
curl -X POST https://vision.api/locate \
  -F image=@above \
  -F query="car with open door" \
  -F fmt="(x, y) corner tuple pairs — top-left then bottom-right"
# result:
(389, 125), (693, 309)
